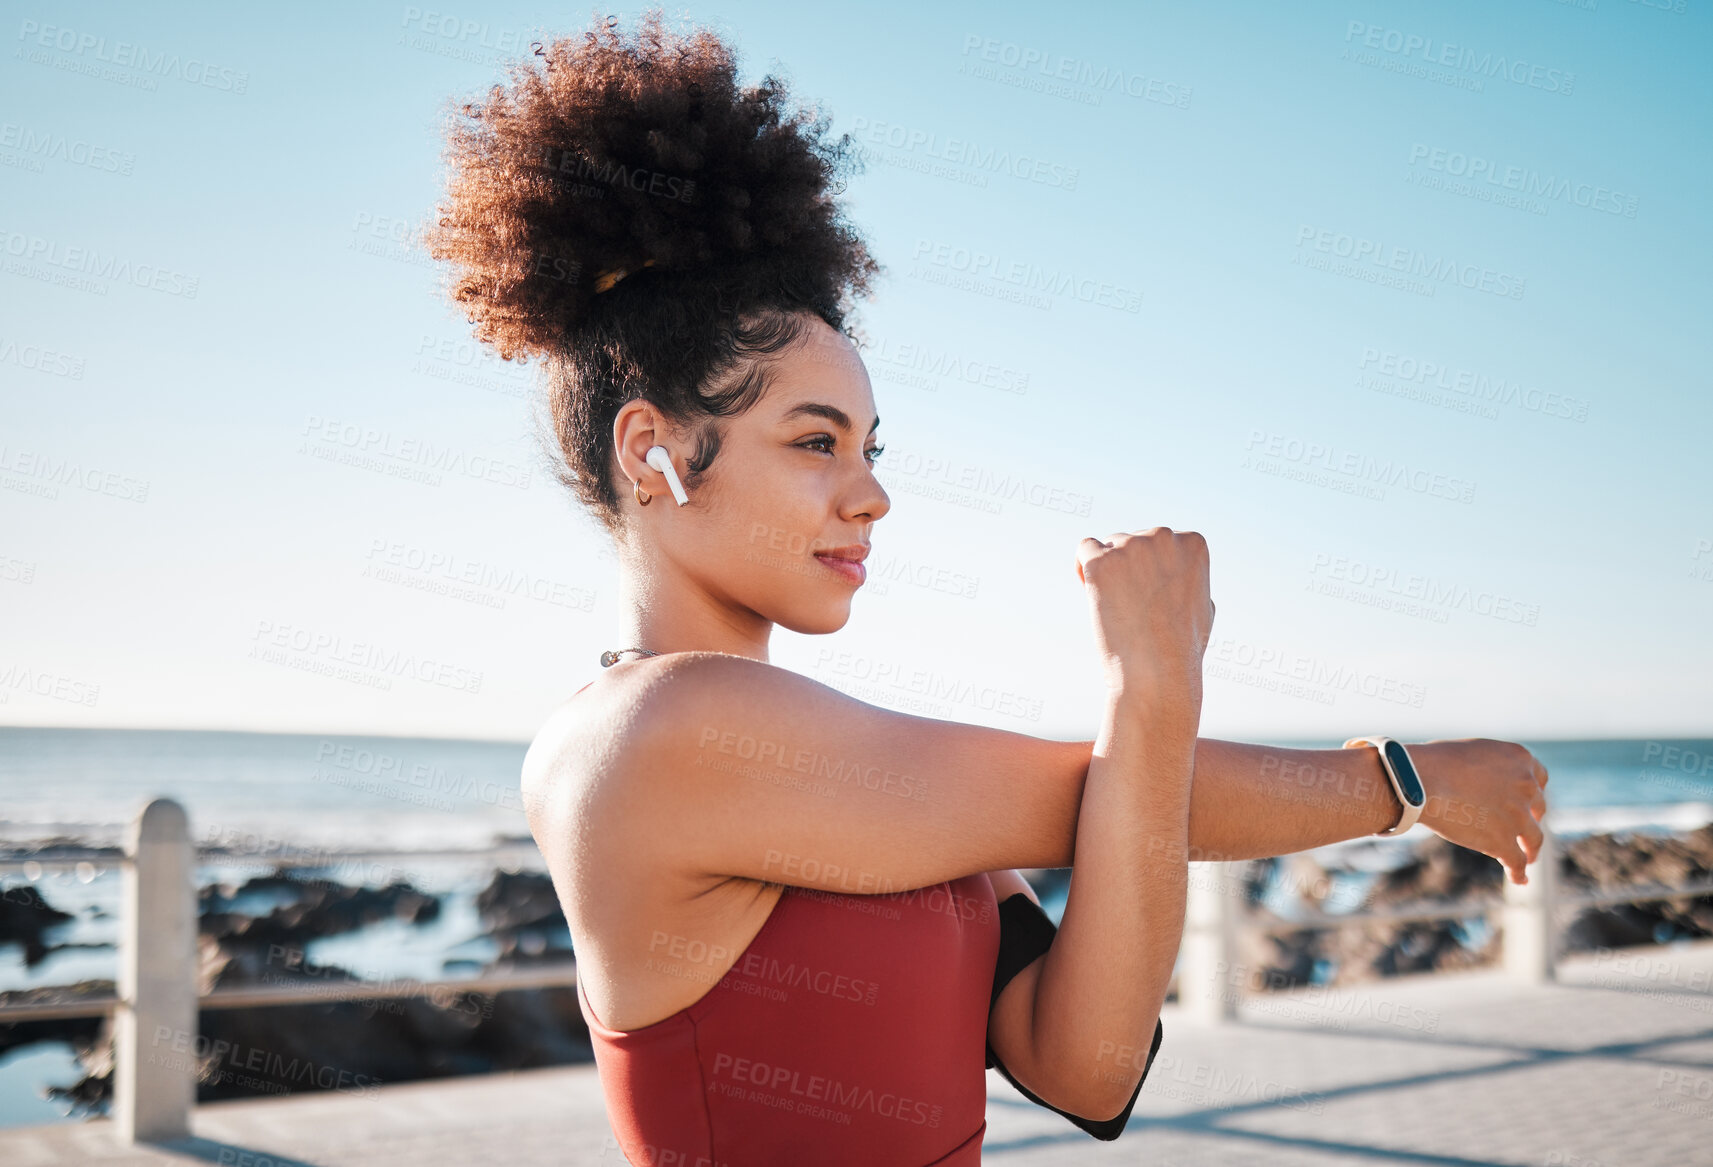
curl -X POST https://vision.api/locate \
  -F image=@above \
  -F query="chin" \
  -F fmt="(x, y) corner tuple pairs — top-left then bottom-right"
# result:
(776, 596), (855, 636)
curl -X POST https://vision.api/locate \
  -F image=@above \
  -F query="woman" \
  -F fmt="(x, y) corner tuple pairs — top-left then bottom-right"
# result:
(424, 11), (1549, 1163)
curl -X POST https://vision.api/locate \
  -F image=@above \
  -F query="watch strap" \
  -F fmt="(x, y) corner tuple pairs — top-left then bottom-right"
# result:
(1343, 735), (1424, 836)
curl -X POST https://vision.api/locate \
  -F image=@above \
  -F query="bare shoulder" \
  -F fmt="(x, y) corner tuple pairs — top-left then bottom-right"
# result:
(518, 656), (797, 1030)
(519, 652), (749, 864)
(523, 651), (740, 779)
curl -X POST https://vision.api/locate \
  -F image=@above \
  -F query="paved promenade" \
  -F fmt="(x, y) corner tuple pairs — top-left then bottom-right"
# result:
(3, 939), (1706, 1166)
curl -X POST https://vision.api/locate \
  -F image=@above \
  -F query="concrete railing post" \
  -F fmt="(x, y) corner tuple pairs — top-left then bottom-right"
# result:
(1178, 860), (1241, 1024)
(116, 798), (197, 1143)
(1502, 824), (1557, 984)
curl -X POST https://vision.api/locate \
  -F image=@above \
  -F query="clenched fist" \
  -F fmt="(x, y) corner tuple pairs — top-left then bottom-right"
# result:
(1076, 527), (1216, 705)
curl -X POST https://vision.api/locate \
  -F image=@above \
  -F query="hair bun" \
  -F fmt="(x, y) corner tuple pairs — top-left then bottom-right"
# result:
(423, 7), (877, 362)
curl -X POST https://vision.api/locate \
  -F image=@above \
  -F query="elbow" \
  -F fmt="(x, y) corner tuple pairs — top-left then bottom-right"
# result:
(1032, 1055), (1140, 1130)
(1070, 1077), (1141, 1132)
(1031, 1023), (1161, 1137)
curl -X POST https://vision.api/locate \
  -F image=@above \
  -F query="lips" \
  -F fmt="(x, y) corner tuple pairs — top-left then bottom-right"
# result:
(813, 545), (869, 586)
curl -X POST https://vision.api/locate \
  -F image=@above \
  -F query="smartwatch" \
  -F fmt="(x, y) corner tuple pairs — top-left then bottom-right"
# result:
(1342, 736), (1426, 836)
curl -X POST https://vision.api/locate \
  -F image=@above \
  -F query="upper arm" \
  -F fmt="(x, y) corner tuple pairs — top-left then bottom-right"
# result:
(984, 868), (1151, 1131)
(587, 652), (1089, 893)
(984, 868), (1056, 1098)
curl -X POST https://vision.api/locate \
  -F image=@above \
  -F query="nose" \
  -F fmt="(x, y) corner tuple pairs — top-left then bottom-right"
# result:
(848, 465), (890, 523)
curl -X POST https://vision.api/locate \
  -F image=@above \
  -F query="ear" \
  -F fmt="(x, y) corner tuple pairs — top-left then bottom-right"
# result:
(612, 400), (669, 488)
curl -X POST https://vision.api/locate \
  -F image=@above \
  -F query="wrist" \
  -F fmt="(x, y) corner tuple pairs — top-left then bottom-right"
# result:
(1108, 681), (1202, 731)
(1343, 735), (1427, 836)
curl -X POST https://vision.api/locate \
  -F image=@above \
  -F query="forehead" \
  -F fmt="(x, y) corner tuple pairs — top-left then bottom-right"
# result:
(767, 324), (876, 427)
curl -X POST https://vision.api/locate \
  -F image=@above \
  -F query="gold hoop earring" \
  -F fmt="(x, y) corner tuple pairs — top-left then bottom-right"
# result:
(633, 478), (653, 506)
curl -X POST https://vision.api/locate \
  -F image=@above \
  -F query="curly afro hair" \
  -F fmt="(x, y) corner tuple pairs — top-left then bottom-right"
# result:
(422, 7), (881, 535)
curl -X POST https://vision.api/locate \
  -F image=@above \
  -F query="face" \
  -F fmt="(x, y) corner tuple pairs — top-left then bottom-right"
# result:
(620, 315), (891, 636)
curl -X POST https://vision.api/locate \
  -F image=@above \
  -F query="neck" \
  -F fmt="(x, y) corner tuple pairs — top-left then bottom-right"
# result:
(614, 563), (772, 666)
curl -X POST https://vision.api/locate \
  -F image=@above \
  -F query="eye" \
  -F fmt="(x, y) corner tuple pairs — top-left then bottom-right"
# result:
(797, 435), (885, 465)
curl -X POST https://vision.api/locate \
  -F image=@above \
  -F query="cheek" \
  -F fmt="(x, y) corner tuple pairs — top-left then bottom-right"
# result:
(725, 485), (824, 558)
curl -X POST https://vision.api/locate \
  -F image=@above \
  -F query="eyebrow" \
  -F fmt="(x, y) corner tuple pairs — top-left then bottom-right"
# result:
(780, 401), (880, 435)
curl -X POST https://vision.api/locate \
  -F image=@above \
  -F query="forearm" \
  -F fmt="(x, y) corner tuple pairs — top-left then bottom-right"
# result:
(1055, 735), (1401, 861)
(1032, 687), (1196, 1116)
(1185, 737), (1401, 857)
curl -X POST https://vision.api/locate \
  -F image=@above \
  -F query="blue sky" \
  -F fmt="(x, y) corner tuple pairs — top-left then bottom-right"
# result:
(2, 0), (1708, 742)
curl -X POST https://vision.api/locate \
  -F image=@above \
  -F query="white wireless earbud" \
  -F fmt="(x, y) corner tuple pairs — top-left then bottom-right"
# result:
(645, 444), (689, 505)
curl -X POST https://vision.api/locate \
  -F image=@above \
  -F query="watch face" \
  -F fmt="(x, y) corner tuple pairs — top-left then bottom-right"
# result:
(1382, 740), (1426, 806)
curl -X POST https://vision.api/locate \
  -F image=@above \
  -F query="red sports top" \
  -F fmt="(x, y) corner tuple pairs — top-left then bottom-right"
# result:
(579, 872), (1000, 1166)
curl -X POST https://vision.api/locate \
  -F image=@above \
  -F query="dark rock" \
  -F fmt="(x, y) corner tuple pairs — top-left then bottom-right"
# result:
(0, 979), (112, 1064)
(198, 874), (441, 955)
(1246, 837), (1502, 989)
(1558, 824), (1713, 950)
(22, 866), (589, 1113)
(473, 870), (573, 964)
(0, 883), (77, 967)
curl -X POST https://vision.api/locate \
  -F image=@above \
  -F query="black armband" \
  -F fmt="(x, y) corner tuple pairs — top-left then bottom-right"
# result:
(984, 891), (1165, 1141)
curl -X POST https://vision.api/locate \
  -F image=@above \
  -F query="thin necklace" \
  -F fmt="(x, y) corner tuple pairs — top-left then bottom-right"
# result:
(599, 647), (660, 668)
